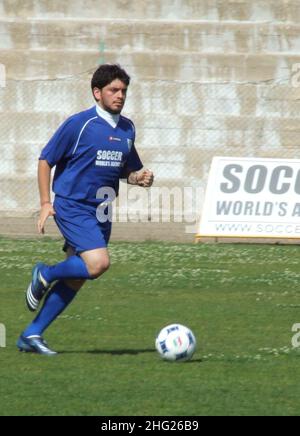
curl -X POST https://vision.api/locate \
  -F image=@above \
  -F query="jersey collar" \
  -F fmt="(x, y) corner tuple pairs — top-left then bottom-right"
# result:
(95, 104), (120, 129)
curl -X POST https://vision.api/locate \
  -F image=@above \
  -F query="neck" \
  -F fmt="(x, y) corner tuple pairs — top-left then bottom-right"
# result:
(96, 104), (120, 128)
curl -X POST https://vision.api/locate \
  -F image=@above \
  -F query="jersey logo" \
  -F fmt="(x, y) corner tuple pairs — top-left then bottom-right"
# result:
(96, 150), (123, 168)
(109, 136), (121, 142)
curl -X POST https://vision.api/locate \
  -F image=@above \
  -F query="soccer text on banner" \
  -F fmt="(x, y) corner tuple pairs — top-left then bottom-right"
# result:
(197, 157), (300, 240)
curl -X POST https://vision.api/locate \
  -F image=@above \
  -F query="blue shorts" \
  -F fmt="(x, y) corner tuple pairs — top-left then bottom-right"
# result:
(53, 196), (112, 254)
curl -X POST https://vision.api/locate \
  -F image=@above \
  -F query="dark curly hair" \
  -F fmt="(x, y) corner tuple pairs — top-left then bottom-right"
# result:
(91, 64), (130, 96)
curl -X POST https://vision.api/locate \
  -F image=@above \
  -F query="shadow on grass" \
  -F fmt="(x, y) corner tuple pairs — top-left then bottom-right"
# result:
(59, 348), (156, 355)
(59, 349), (203, 362)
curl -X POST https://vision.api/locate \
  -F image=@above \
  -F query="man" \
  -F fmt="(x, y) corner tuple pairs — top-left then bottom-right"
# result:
(17, 64), (154, 355)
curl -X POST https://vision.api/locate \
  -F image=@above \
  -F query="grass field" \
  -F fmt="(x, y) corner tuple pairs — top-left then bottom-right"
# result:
(1, 236), (300, 416)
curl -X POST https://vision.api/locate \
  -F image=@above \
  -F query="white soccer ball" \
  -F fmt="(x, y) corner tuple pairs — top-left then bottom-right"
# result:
(155, 324), (196, 362)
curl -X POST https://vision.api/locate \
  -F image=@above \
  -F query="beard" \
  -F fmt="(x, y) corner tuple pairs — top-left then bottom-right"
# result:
(100, 100), (124, 115)
(106, 107), (122, 115)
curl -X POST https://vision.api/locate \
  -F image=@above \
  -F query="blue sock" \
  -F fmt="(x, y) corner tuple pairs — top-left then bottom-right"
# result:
(23, 281), (77, 337)
(41, 255), (91, 284)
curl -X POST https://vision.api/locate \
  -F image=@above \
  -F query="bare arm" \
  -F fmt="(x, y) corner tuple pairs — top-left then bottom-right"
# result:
(37, 160), (56, 234)
(38, 159), (52, 205)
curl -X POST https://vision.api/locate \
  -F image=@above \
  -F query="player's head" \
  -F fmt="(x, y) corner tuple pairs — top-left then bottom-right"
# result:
(91, 64), (131, 114)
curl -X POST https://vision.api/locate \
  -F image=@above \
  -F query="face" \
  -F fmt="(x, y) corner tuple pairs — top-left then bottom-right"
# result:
(93, 79), (128, 114)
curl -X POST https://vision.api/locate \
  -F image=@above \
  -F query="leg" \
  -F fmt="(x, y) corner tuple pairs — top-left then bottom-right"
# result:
(25, 248), (91, 312)
(25, 247), (110, 311)
(40, 246), (110, 284)
(64, 246), (86, 291)
(19, 246), (109, 354)
(26, 197), (111, 312)
(80, 247), (110, 279)
(20, 247), (81, 349)
(35, 246), (110, 286)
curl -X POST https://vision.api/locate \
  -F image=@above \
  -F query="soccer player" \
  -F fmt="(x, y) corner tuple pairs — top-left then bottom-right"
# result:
(17, 64), (154, 355)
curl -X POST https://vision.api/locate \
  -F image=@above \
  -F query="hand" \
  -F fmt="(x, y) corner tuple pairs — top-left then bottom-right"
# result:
(38, 202), (56, 235)
(136, 169), (154, 187)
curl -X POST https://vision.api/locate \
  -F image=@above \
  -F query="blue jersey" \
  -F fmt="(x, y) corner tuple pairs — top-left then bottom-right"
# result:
(40, 106), (143, 205)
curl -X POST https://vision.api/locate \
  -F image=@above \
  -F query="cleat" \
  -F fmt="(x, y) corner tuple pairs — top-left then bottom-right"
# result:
(17, 335), (57, 356)
(26, 263), (50, 312)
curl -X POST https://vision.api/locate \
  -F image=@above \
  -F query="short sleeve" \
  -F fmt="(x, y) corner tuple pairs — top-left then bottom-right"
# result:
(39, 116), (78, 168)
(120, 144), (143, 179)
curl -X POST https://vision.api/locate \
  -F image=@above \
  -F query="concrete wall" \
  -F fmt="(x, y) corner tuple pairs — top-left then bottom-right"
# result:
(1, 0), (300, 22)
(0, 0), (300, 240)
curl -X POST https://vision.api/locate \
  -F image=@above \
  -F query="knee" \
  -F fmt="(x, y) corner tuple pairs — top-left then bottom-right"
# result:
(88, 257), (110, 279)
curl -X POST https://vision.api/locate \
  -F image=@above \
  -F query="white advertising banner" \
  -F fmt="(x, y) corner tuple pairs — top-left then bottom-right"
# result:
(197, 157), (300, 239)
